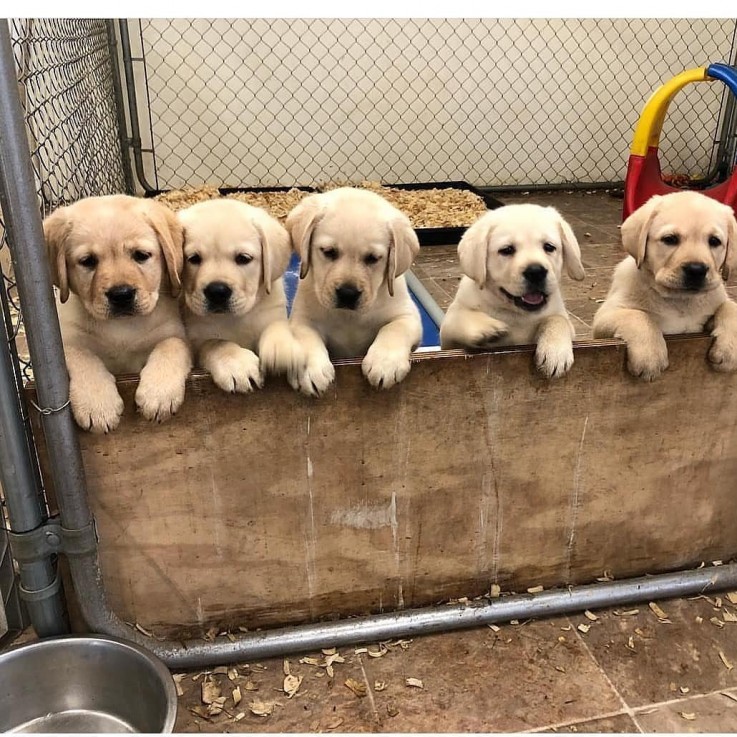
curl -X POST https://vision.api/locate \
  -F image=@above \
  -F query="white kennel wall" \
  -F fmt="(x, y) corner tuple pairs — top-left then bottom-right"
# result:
(129, 18), (737, 190)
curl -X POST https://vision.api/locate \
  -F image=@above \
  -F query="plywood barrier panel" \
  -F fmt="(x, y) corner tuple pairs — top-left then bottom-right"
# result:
(30, 338), (737, 637)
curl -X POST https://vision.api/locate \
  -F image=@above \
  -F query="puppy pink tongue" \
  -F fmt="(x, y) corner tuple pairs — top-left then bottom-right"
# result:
(522, 291), (545, 305)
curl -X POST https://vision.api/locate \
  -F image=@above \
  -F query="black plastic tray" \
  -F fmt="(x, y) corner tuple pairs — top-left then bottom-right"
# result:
(382, 181), (504, 246)
(146, 182), (503, 246)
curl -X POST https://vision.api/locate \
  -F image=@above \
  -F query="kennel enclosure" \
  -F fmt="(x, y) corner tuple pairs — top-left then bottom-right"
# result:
(2, 19), (737, 667)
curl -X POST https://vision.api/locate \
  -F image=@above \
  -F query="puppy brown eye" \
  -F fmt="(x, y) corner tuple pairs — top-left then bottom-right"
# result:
(322, 248), (339, 261)
(543, 243), (557, 253)
(132, 250), (151, 263)
(661, 234), (680, 246)
(79, 255), (97, 269)
(187, 254), (202, 266)
(498, 245), (515, 256)
(364, 254), (381, 265)
(709, 235), (722, 248)
(235, 254), (253, 265)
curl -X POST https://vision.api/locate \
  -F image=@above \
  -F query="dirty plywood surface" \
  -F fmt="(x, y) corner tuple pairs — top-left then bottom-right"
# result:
(30, 337), (737, 637)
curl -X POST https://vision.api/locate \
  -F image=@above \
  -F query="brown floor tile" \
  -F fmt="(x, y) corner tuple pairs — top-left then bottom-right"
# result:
(575, 596), (737, 708)
(173, 649), (380, 733)
(544, 712), (640, 733)
(634, 689), (737, 733)
(358, 620), (622, 732)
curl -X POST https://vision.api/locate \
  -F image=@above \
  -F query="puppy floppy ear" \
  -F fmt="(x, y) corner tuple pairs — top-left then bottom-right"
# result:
(43, 206), (71, 303)
(458, 214), (493, 288)
(286, 195), (323, 279)
(551, 208), (585, 281)
(386, 215), (420, 297)
(253, 213), (291, 294)
(141, 200), (184, 297)
(621, 195), (662, 269)
(719, 206), (737, 281)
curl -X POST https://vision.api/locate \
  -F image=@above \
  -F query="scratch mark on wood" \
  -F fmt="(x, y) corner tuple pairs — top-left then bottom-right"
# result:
(565, 414), (589, 582)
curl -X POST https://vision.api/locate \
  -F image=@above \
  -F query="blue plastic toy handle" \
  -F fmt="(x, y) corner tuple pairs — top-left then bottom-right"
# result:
(707, 63), (737, 98)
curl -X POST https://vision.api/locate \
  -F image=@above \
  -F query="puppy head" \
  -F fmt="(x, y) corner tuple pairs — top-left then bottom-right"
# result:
(622, 192), (737, 292)
(285, 188), (419, 311)
(458, 204), (584, 312)
(43, 195), (183, 320)
(178, 199), (290, 317)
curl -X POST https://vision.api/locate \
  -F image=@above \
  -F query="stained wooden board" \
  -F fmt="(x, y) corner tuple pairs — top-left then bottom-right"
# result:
(30, 337), (737, 637)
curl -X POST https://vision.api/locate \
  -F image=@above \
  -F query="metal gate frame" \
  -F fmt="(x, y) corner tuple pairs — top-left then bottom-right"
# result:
(3, 19), (737, 669)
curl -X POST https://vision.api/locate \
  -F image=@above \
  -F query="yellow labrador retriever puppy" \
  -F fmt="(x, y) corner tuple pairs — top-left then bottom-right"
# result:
(593, 191), (737, 380)
(440, 204), (585, 377)
(43, 194), (191, 433)
(285, 187), (422, 395)
(178, 199), (297, 392)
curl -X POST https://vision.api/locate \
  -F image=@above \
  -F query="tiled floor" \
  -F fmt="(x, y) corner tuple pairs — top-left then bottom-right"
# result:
(163, 590), (737, 733)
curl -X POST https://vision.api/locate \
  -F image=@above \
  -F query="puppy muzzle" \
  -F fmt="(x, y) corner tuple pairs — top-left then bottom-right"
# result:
(334, 283), (362, 310)
(106, 284), (137, 316)
(203, 281), (233, 313)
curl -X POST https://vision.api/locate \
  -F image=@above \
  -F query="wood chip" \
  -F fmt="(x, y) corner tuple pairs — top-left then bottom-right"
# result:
(719, 650), (734, 670)
(283, 674), (303, 698)
(584, 610), (598, 621)
(233, 712), (245, 722)
(282, 659), (291, 676)
(325, 717), (344, 730)
(696, 616), (704, 624)
(201, 678), (221, 705)
(344, 678), (367, 697)
(354, 647), (368, 654)
(560, 625), (572, 631)
(405, 677), (424, 688)
(299, 656), (322, 667)
(206, 696), (226, 717)
(249, 699), (276, 717)
(711, 617), (726, 629)
(173, 673), (185, 697)
(680, 686), (690, 694)
(626, 636), (635, 651)
(527, 585), (544, 594)
(648, 602), (671, 622)
(679, 712), (696, 721)
(488, 624), (501, 633)
(723, 609), (737, 623)
(227, 667), (238, 681)
(374, 681), (387, 691)
(232, 686), (242, 706)
(134, 623), (154, 637)
(322, 648), (337, 655)
(555, 666), (566, 673)
(243, 680), (258, 691)
(726, 593), (737, 605)
(614, 609), (639, 616)
(490, 584), (501, 598)
(577, 624), (591, 634)
(203, 626), (218, 642)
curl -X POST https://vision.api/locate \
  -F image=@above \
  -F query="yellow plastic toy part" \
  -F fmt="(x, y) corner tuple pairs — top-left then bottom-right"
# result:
(630, 67), (711, 156)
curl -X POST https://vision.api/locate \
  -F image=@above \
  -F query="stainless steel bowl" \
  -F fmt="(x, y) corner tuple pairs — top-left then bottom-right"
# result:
(0, 635), (177, 733)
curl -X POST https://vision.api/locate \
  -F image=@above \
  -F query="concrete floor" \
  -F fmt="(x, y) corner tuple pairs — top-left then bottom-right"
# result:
(6, 189), (737, 733)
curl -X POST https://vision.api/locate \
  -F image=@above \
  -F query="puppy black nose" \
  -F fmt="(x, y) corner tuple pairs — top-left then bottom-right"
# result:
(204, 281), (233, 305)
(106, 285), (136, 307)
(335, 284), (362, 309)
(523, 264), (548, 284)
(682, 262), (708, 285)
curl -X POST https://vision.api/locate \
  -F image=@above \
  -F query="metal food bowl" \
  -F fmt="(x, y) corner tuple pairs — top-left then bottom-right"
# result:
(0, 635), (177, 733)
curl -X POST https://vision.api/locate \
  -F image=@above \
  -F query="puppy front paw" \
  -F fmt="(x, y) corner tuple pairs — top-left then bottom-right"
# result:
(70, 379), (124, 434)
(535, 337), (574, 379)
(135, 372), (186, 423)
(362, 346), (412, 389)
(259, 326), (305, 377)
(210, 347), (264, 393)
(468, 317), (509, 349)
(625, 337), (669, 381)
(288, 357), (335, 397)
(709, 330), (737, 372)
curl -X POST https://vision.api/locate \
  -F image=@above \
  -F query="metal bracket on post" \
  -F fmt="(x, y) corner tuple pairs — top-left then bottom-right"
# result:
(8, 519), (98, 564)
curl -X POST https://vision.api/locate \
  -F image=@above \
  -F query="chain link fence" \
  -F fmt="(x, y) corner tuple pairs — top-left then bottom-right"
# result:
(0, 19), (127, 630)
(127, 18), (737, 192)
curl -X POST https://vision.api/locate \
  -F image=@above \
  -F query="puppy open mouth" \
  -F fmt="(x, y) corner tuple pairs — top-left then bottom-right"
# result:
(500, 287), (548, 312)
